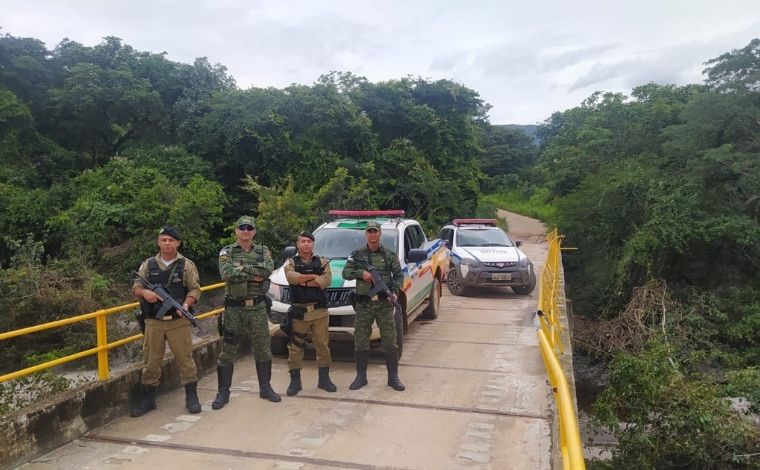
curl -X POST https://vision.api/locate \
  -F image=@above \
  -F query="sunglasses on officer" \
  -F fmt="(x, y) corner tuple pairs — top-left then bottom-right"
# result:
(237, 224), (255, 231)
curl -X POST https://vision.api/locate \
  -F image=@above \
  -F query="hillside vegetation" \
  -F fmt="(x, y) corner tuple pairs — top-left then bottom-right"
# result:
(534, 39), (760, 469)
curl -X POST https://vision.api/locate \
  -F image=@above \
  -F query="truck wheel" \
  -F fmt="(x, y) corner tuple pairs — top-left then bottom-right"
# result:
(270, 336), (289, 356)
(512, 272), (537, 295)
(395, 313), (404, 358)
(446, 267), (468, 296)
(421, 277), (441, 319)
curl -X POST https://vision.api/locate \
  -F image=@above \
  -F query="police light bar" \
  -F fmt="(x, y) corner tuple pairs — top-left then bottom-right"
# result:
(452, 218), (497, 226)
(328, 210), (405, 217)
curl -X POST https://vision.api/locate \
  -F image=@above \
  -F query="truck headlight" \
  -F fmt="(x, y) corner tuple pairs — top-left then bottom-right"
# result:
(461, 258), (482, 269)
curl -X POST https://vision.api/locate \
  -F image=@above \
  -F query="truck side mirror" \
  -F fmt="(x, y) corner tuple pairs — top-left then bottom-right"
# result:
(406, 248), (427, 264)
(282, 246), (297, 258)
(516, 240), (523, 247)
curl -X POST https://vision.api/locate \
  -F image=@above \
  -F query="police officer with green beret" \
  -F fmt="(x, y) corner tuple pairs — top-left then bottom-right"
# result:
(212, 216), (281, 409)
(131, 226), (202, 416)
(342, 221), (406, 391)
(283, 230), (337, 396)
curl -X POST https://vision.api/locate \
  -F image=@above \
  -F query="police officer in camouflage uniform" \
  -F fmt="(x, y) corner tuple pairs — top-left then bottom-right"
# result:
(283, 230), (337, 396)
(212, 216), (281, 409)
(342, 221), (406, 391)
(131, 226), (202, 416)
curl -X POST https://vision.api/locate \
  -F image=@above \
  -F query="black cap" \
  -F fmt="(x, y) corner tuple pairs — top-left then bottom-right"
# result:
(298, 230), (315, 241)
(158, 226), (181, 241)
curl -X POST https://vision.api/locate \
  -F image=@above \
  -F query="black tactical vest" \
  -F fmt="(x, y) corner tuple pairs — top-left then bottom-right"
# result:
(291, 255), (326, 305)
(140, 258), (187, 318)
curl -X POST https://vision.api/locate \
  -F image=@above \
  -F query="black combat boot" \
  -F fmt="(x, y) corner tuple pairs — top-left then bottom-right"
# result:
(318, 367), (337, 392)
(131, 384), (158, 417)
(349, 351), (369, 390)
(385, 351), (405, 391)
(212, 364), (234, 410)
(287, 369), (302, 396)
(256, 360), (282, 402)
(184, 381), (202, 414)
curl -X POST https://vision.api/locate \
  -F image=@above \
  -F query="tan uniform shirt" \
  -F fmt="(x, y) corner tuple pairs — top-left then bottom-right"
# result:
(132, 253), (202, 302)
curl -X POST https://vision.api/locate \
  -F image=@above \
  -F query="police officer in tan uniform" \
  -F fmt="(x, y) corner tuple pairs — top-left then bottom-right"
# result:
(131, 226), (202, 416)
(283, 230), (337, 396)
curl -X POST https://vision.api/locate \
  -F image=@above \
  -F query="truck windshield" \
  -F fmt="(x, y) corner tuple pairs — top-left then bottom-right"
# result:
(456, 229), (513, 247)
(314, 228), (398, 258)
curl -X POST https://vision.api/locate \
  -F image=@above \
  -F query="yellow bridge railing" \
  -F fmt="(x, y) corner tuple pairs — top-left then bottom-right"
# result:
(536, 229), (585, 470)
(0, 283), (226, 384)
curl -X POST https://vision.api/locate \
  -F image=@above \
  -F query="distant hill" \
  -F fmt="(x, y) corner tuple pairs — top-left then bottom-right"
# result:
(491, 124), (540, 145)
(504, 124), (539, 144)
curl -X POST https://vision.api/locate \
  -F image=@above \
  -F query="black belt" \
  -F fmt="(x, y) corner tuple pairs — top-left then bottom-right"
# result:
(357, 293), (388, 302)
(225, 296), (265, 307)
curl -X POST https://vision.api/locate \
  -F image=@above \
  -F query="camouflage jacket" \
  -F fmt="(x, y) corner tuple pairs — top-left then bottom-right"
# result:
(218, 242), (273, 299)
(342, 244), (403, 295)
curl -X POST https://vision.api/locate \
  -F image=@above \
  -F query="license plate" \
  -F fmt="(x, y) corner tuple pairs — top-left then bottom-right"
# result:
(492, 273), (511, 281)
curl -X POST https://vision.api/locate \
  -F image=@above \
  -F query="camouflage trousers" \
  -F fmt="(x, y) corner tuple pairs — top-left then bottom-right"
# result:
(287, 312), (331, 369)
(354, 300), (397, 354)
(217, 303), (271, 365)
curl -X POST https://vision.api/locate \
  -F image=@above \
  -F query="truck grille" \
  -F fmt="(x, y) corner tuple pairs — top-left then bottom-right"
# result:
(326, 288), (354, 308)
(483, 262), (517, 269)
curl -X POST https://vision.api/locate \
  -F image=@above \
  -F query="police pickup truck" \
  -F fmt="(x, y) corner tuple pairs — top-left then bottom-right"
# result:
(267, 210), (449, 356)
(437, 218), (536, 296)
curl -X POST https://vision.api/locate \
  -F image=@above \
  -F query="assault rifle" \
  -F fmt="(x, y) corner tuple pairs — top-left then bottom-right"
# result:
(133, 271), (200, 329)
(353, 256), (403, 317)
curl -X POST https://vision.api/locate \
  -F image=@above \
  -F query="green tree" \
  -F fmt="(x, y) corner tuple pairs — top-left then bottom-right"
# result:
(704, 38), (760, 93)
(46, 62), (165, 167)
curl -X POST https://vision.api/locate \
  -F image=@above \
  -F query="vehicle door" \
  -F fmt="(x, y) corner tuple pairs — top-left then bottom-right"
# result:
(402, 223), (431, 312)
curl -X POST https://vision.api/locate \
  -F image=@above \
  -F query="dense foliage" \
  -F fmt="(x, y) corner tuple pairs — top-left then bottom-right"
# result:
(534, 39), (760, 468)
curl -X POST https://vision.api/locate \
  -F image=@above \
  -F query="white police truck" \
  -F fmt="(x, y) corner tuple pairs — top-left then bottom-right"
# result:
(267, 210), (450, 357)
(437, 218), (536, 296)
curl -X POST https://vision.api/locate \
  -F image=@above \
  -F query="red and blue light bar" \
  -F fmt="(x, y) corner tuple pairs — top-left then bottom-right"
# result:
(452, 218), (497, 226)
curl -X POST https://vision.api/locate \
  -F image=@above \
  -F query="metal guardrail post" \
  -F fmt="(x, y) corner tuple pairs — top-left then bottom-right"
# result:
(96, 310), (109, 380)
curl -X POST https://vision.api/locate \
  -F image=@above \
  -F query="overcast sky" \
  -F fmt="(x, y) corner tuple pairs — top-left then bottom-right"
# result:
(3, 1), (760, 124)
